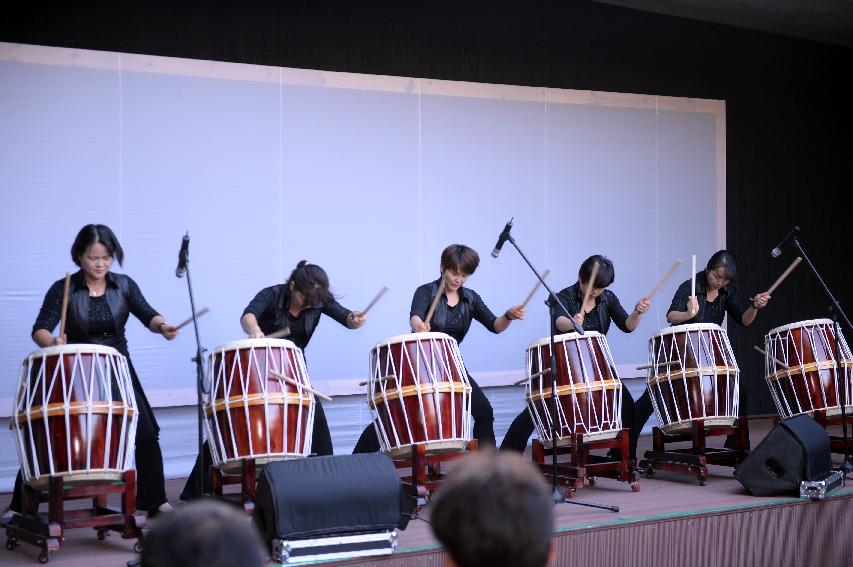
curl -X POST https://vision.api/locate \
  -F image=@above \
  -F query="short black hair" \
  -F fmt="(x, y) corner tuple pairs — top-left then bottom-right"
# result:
(441, 244), (480, 275)
(286, 260), (333, 306)
(431, 451), (553, 567)
(706, 250), (737, 283)
(141, 500), (265, 567)
(71, 224), (124, 267)
(578, 254), (615, 288)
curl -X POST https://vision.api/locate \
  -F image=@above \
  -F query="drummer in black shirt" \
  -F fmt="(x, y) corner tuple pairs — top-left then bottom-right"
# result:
(180, 261), (365, 500)
(3, 224), (178, 524)
(500, 255), (651, 459)
(352, 244), (525, 453)
(633, 250), (771, 447)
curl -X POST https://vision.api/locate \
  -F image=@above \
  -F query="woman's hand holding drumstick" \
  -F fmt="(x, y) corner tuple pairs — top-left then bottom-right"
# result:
(413, 281), (445, 333)
(345, 286), (386, 330)
(749, 256), (802, 311)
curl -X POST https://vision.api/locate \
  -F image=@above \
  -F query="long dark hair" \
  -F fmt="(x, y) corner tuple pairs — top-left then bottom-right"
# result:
(71, 224), (124, 267)
(579, 254), (615, 288)
(706, 250), (737, 283)
(285, 260), (333, 306)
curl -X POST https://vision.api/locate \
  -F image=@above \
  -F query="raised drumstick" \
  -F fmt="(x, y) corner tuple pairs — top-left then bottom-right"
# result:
(424, 281), (445, 326)
(691, 255), (697, 298)
(267, 327), (292, 339)
(59, 273), (71, 339)
(362, 285), (389, 316)
(270, 370), (333, 401)
(646, 260), (683, 301)
(175, 307), (210, 330)
(579, 261), (600, 315)
(521, 269), (550, 308)
(765, 257), (802, 295)
(754, 345), (787, 369)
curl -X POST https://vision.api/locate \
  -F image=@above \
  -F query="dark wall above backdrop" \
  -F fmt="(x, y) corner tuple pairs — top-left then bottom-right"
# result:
(2, 1), (851, 414)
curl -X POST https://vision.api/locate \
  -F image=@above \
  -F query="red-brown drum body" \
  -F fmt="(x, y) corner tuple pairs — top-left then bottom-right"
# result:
(368, 332), (472, 459)
(205, 338), (314, 472)
(525, 332), (622, 448)
(646, 323), (739, 432)
(764, 319), (853, 418)
(12, 344), (137, 489)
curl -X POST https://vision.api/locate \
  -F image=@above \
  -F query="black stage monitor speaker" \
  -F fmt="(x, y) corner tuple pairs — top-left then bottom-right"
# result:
(734, 414), (832, 497)
(253, 453), (415, 544)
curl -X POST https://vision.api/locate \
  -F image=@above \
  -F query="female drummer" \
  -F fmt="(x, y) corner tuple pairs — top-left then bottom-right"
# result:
(352, 244), (526, 453)
(7, 224), (179, 520)
(633, 250), (771, 444)
(500, 255), (651, 459)
(180, 260), (366, 500)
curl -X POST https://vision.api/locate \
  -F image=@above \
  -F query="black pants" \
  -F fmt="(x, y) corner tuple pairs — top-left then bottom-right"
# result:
(11, 372), (167, 515)
(352, 374), (495, 453)
(500, 383), (646, 460)
(180, 398), (333, 500)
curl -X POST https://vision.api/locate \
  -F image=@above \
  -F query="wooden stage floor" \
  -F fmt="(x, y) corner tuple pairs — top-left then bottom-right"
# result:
(2, 419), (852, 566)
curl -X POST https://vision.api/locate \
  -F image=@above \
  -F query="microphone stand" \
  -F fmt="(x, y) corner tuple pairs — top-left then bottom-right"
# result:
(789, 235), (853, 481)
(178, 237), (209, 499)
(503, 233), (618, 512)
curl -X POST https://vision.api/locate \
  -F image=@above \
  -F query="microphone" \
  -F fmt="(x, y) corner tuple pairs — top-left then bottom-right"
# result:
(770, 225), (800, 258)
(491, 218), (514, 258)
(175, 232), (189, 278)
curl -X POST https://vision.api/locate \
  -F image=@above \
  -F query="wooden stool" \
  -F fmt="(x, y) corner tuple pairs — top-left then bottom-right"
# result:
(391, 441), (477, 503)
(532, 429), (640, 493)
(5, 470), (143, 563)
(209, 459), (258, 514)
(639, 417), (748, 485)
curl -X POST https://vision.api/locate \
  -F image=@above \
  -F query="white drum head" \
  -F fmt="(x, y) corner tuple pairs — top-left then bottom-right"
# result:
(651, 322), (723, 340)
(372, 331), (455, 350)
(766, 318), (835, 338)
(527, 331), (603, 350)
(213, 337), (299, 354)
(25, 343), (122, 360)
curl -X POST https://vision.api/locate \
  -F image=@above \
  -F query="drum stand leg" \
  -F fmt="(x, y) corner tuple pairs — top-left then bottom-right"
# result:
(531, 429), (640, 493)
(812, 409), (853, 456)
(5, 471), (143, 563)
(639, 418), (749, 485)
(210, 460), (256, 514)
(393, 441), (478, 505)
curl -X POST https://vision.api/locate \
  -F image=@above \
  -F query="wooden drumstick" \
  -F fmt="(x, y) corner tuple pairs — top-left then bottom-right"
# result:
(424, 282), (445, 326)
(58, 272), (71, 339)
(764, 257), (802, 295)
(646, 260), (683, 301)
(753, 345), (788, 369)
(521, 269), (550, 308)
(267, 327), (292, 339)
(579, 261), (600, 315)
(636, 361), (680, 371)
(174, 307), (210, 330)
(691, 255), (697, 297)
(269, 370), (333, 401)
(361, 285), (389, 316)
